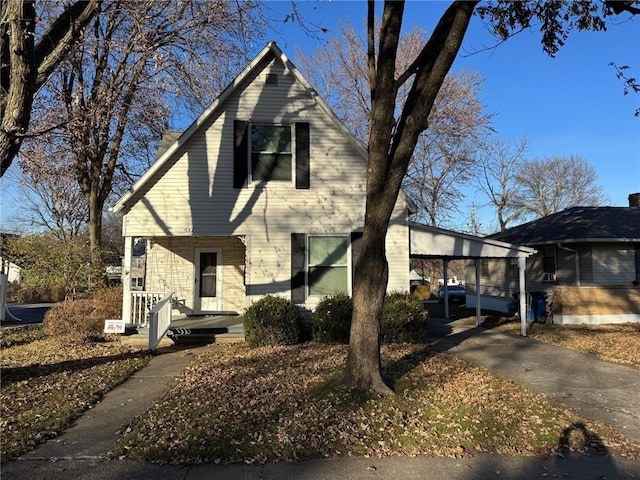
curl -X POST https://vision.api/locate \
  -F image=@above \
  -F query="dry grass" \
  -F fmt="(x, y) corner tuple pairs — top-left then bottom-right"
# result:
(0, 325), (150, 462)
(492, 321), (640, 369)
(112, 343), (640, 465)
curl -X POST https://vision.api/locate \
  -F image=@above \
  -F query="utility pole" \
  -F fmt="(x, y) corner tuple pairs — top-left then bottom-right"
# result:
(470, 203), (479, 236)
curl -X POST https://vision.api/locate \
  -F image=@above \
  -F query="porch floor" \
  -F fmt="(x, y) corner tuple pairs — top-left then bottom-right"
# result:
(167, 314), (244, 344)
(126, 314), (244, 348)
(170, 313), (244, 332)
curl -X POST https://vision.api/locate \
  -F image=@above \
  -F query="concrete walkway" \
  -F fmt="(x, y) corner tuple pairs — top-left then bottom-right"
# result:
(3, 320), (640, 479)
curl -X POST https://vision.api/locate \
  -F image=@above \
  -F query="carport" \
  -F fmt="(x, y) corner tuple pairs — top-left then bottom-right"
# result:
(409, 222), (537, 336)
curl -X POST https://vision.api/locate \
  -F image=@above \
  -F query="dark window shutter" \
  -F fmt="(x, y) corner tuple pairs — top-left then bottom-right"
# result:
(234, 120), (249, 188)
(351, 231), (363, 290)
(291, 233), (306, 303)
(295, 122), (310, 189)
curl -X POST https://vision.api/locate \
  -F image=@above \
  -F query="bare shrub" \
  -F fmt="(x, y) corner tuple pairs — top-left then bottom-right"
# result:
(43, 287), (122, 343)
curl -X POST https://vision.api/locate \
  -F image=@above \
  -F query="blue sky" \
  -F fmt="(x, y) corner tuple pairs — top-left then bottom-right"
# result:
(1, 1), (638, 234)
(261, 0), (640, 232)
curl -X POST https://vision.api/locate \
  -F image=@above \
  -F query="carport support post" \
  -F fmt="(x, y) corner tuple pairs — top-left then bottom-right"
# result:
(122, 236), (133, 324)
(443, 259), (449, 319)
(518, 256), (527, 337)
(474, 259), (481, 326)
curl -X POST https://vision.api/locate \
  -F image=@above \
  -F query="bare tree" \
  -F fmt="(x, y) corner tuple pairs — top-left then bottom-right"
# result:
(299, 22), (492, 227)
(515, 155), (606, 218)
(475, 135), (529, 231)
(0, 0), (100, 176)
(404, 69), (491, 226)
(14, 111), (88, 239)
(24, 0), (264, 264)
(343, 0), (632, 395)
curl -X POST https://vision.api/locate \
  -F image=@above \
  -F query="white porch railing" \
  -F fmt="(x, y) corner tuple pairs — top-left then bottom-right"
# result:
(148, 293), (174, 351)
(130, 291), (166, 327)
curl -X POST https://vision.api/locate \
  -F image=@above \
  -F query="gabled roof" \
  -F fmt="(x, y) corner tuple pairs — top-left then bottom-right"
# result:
(488, 206), (640, 245)
(112, 42), (413, 214)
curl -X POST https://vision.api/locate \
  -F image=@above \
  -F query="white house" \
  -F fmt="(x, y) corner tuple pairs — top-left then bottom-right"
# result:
(112, 42), (412, 321)
(112, 42), (536, 338)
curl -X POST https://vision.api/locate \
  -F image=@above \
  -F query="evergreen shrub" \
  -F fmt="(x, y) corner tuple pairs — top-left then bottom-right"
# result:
(243, 295), (302, 347)
(312, 293), (353, 344)
(381, 291), (429, 343)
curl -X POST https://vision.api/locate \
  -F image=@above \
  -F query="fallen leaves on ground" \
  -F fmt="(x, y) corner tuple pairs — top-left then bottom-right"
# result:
(0, 330), (150, 462)
(495, 322), (640, 368)
(112, 343), (640, 465)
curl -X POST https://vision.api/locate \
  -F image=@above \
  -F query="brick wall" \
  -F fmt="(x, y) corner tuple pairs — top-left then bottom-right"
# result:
(552, 285), (640, 324)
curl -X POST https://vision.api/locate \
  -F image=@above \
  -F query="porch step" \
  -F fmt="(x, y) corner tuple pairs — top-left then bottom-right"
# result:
(169, 332), (245, 345)
(121, 333), (174, 350)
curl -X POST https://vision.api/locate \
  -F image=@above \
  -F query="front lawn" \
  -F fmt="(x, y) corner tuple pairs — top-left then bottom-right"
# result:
(112, 343), (640, 465)
(494, 321), (640, 369)
(0, 325), (150, 462)
(3, 325), (639, 467)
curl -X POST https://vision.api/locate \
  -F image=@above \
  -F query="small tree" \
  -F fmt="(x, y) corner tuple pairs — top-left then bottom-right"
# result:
(7, 232), (91, 301)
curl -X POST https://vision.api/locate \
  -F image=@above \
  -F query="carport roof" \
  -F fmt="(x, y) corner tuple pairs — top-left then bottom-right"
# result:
(409, 222), (536, 259)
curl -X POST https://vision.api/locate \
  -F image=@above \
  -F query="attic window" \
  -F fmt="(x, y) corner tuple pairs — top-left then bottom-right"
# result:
(266, 73), (278, 85)
(233, 121), (309, 189)
(251, 124), (292, 181)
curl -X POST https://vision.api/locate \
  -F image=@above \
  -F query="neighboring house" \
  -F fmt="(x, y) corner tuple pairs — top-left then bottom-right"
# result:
(106, 238), (147, 290)
(112, 42), (413, 321)
(0, 233), (22, 284)
(1, 258), (23, 285)
(469, 194), (640, 324)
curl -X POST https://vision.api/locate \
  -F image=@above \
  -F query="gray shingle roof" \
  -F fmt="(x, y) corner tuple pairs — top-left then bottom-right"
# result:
(488, 207), (640, 245)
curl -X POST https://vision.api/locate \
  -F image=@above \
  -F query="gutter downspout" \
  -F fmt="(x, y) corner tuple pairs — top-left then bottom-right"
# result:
(557, 243), (580, 286)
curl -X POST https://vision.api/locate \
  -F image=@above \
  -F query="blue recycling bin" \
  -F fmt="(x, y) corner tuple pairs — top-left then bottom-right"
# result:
(528, 292), (548, 322)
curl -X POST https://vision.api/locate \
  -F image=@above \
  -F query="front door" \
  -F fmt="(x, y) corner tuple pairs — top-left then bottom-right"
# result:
(194, 249), (221, 313)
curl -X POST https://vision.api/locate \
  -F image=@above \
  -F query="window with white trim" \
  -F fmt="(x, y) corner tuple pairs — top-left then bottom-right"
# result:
(250, 124), (292, 181)
(308, 236), (348, 296)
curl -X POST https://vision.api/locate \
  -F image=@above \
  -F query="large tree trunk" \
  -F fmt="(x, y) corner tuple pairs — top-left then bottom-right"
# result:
(0, 0), (36, 176)
(343, 203), (394, 395)
(0, 0), (99, 176)
(342, 1), (477, 395)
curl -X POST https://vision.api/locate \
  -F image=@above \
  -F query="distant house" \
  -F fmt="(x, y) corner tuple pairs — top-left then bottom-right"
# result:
(106, 238), (147, 290)
(468, 194), (640, 324)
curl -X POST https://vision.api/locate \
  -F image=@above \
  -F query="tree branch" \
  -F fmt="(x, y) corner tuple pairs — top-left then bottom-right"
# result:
(34, 0), (101, 90)
(604, 1), (640, 15)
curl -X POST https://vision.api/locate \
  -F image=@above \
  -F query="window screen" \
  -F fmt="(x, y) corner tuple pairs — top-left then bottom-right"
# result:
(308, 236), (348, 296)
(251, 125), (292, 181)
